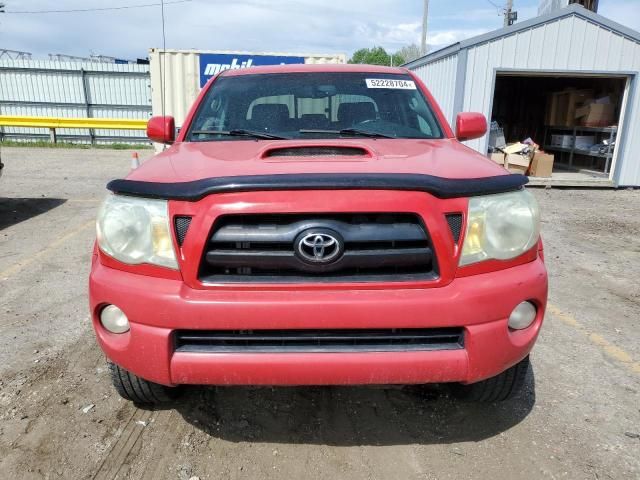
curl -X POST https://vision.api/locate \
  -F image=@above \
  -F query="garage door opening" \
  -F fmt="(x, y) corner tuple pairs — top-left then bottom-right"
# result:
(489, 74), (628, 182)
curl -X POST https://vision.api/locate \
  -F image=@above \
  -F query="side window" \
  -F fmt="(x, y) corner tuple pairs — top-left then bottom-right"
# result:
(409, 96), (436, 136)
(192, 95), (227, 131)
(417, 116), (434, 136)
(297, 97), (329, 118)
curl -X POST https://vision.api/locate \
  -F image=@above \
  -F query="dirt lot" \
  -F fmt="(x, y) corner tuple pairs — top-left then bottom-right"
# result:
(1, 146), (639, 480)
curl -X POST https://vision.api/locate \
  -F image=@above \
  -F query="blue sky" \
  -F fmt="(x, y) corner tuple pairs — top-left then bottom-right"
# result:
(1, 0), (639, 59)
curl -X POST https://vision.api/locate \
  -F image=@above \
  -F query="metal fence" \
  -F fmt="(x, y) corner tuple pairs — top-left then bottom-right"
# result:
(0, 59), (151, 144)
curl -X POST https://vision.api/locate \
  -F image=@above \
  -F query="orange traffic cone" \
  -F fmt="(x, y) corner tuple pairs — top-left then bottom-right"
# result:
(131, 152), (140, 170)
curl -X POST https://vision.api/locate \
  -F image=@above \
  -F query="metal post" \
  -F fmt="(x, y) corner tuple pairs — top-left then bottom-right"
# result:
(49, 128), (57, 144)
(503, 0), (518, 26)
(80, 69), (96, 145)
(421, 0), (429, 55)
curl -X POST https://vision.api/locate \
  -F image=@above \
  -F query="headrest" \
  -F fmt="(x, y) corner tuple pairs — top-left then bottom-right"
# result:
(251, 103), (290, 126)
(337, 102), (377, 125)
(300, 113), (329, 128)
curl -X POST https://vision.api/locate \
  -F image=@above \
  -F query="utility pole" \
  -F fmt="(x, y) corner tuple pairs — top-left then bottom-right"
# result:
(421, 0), (429, 55)
(504, 0), (517, 27)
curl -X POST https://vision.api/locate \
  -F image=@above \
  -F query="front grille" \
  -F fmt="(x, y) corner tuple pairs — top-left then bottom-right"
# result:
(198, 213), (437, 283)
(174, 328), (464, 353)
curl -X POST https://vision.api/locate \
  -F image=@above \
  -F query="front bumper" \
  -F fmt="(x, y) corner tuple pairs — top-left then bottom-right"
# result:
(89, 256), (547, 387)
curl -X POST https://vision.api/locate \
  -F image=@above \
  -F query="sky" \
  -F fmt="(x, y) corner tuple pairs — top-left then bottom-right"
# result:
(1, 0), (639, 60)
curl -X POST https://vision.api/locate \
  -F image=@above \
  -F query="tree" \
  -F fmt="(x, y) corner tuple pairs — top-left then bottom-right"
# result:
(397, 44), (423, 64)
(348, 46), (405, 67)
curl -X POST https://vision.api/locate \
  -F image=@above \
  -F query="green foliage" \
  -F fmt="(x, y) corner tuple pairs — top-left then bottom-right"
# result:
(397, 44), (423, 64)
(348, 46), (405, 67)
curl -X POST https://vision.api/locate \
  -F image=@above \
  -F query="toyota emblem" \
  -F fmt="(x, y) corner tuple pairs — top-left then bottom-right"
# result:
(295, 229), (344, 265)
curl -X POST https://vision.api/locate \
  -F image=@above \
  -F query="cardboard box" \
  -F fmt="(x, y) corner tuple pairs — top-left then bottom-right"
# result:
(575, 103), (615, 126)
(505, 153), (531, 175)
(489, 152), (506, 166)
(546, 89), (593, 126)
(528, 152), (554, 177)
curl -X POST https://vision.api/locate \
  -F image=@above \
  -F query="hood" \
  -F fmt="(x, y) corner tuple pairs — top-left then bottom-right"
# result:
(127, 138), (507, 183)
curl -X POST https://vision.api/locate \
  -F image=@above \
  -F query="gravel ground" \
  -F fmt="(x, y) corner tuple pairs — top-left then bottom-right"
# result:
(0, 147), (639, 480)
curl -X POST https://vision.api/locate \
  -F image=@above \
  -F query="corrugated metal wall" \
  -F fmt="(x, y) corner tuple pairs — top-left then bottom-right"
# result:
(149, 49), (347, 129)
(461, 15), (640, 186)
(407, 11), (640, 185)
(410, 53), (458, 126)
(0, 59), (151, 143)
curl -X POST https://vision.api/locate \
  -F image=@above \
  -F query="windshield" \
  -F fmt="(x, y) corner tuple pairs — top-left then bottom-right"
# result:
(186, 72), (444, 141)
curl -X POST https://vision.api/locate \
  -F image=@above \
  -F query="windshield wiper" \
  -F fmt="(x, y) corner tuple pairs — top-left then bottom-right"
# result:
(191, 129), (289, 140)
(299, 128), (394, 139)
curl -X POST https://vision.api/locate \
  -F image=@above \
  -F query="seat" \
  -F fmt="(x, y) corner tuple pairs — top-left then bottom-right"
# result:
(250, 103), (291, 131)
(300, 113), (330, 129)
(337, 102), (377, 127)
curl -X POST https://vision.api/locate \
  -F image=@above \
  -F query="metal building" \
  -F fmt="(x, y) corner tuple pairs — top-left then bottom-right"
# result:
(406, 4), (640, 187)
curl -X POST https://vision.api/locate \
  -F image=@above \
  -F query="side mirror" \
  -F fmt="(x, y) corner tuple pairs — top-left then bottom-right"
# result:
(455, 112), (487, 142)
(146, 116), (175, 144)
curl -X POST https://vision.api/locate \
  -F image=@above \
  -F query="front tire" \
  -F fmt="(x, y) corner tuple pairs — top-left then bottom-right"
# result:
(108, 362), (181, 404)
(452, 355), (530, 402)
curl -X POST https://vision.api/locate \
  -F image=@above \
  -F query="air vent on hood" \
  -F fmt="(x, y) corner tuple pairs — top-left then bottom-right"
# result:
(263, 146), (369, 158)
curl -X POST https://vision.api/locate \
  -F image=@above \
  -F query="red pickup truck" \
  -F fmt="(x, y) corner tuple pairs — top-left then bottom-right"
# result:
(90, 64), (547, 404)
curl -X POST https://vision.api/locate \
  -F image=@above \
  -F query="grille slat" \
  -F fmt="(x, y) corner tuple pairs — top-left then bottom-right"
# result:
(205, 248), (432, 273)
(199, 213), (437, 283)
(175, 328), (464, 353)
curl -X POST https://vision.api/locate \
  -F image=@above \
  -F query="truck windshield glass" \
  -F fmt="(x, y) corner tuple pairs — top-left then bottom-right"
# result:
(187, 73), (444, 141)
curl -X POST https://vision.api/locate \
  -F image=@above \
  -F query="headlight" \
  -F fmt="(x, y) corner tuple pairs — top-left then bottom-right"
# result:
(460, 190), (540, 266)
(96, 195), (178, 269)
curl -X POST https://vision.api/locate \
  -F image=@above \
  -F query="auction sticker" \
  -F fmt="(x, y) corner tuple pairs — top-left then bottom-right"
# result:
(366, 78), (416, 89)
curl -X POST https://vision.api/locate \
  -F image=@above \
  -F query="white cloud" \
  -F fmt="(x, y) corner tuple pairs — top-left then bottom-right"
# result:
(0, 0), (549, 60)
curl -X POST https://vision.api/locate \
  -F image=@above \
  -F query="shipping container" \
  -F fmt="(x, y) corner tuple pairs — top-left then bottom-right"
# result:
(149, 49), (346, 128)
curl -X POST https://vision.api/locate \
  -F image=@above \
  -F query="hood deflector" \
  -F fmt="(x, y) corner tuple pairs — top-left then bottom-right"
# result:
(107, 173), (528, 201)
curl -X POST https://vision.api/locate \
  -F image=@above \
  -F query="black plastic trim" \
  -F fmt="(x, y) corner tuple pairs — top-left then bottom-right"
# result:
(107, 173), (528, 201)
(174, 328), (465, 353)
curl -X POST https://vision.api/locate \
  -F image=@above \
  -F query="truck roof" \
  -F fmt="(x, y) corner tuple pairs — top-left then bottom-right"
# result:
(220, 63), (410, 77)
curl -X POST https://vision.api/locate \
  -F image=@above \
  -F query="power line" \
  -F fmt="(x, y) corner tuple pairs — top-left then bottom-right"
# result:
(3, 0), (191, 14)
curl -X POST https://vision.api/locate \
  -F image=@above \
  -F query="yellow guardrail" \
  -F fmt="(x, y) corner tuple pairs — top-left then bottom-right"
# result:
(0, 115), (148, 130)
(0, 115), (148, 143)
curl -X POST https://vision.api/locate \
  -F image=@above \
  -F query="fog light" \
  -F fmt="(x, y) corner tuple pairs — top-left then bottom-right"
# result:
(100, 305), (130, 334)
(508, 301), (537, 330)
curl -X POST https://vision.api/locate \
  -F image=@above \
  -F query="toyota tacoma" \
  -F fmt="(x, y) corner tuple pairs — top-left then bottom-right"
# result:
(90, 64), (547, 404)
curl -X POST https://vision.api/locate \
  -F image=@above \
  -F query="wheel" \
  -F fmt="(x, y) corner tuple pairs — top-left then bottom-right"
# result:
(452, 355), (530, 402)
(108, 362), (181, 404)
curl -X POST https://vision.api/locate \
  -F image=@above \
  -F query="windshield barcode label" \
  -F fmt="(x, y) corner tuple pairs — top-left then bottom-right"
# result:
(366, 79), (416, 89)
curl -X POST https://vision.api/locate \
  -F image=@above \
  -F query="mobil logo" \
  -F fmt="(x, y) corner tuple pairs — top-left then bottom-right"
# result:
(199, 53), (305, 87)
